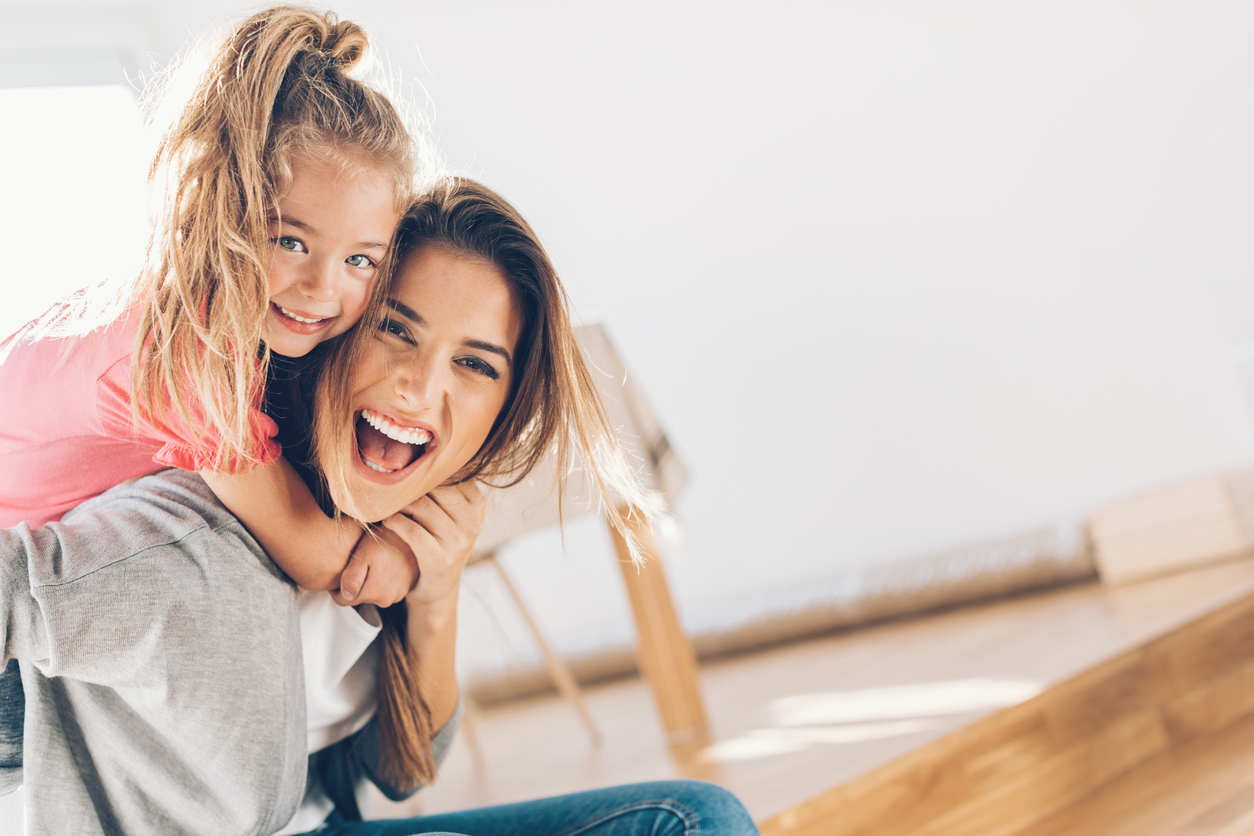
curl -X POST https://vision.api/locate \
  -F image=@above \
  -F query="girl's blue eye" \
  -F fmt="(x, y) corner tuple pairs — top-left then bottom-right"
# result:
(275, 236), (305, 252)
(460, 356), (501, 380)
(346, 254), (375, 268)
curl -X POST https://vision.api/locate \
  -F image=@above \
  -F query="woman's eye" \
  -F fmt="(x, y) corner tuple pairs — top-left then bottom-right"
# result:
(459, 356), (501, 380)
(346, 254), (375, 269)
(274, 236), (306, 253)
(379, 318), (410, 341)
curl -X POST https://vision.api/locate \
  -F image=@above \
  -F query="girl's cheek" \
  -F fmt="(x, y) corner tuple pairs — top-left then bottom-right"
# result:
(340, 283), (374, 326)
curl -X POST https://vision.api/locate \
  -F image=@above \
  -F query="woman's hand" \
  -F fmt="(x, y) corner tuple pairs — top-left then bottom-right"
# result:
(377, 480), (487, 609)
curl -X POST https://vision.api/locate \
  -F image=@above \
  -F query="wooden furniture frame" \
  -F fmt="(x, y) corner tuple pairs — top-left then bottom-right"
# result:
(472, 324), (708, 743)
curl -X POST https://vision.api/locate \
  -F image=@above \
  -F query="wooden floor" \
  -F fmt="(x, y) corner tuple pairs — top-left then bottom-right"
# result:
(1015, 710), (1254, 836)
(368, 557), (1254, 833)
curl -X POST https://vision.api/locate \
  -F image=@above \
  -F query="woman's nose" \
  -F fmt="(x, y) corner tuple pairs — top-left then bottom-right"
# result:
(395, 352), (451, 408)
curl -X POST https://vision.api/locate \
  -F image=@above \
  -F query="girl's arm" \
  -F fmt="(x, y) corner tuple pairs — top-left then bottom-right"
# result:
(201, 457), (416, 603)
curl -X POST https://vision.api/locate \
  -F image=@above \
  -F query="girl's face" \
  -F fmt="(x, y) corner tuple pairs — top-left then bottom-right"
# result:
(327, 244), (523, 522)
(264, 151), (400, 358)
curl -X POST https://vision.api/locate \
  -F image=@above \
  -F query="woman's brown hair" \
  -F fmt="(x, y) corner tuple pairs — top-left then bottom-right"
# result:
(313, 178), (656, 790)
(121, 4), (417, 472)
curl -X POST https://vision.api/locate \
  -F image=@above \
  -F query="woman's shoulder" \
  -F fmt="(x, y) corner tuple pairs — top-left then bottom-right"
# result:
(62, 469), (248, 537)
(33, 469), (285, 590)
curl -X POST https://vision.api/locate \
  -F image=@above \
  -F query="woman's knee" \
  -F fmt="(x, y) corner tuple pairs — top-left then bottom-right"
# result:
(638, 780), (759, 835)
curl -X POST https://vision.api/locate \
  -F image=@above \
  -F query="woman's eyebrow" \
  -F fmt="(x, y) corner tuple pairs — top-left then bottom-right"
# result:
(465, 339), (513, 369)
(386, 298), (422, 323)
(385, 299), (513, 368)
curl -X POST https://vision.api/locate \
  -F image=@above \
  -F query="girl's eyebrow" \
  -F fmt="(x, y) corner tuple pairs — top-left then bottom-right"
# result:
(268, 214), (314, 232)
(386, 298), (513, 369)
(267, 215), (388, 250)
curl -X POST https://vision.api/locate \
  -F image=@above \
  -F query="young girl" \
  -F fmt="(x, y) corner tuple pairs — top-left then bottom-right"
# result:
(0, 4), (434, 791)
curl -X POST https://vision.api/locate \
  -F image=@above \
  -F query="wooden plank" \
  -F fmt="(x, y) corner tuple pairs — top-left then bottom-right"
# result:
(760, 591), (1254, 836)
(1014, 711), (1254, 835)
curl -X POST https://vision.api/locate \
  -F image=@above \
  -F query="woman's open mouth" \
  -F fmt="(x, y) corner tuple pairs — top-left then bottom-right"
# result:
(354, 408), (435, 477)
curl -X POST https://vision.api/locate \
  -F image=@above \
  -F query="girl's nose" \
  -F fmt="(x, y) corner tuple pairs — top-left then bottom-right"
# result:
(298, 258), (337, 302)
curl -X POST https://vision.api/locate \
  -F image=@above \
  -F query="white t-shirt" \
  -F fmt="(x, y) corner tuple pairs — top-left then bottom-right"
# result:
(273, 590), (383, 836)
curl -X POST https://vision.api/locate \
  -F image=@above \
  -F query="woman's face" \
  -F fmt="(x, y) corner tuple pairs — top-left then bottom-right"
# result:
(328, 244), (522, 522)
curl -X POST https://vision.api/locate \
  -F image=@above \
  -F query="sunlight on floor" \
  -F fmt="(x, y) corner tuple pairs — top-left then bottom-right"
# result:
(700, 677), (1042, 764)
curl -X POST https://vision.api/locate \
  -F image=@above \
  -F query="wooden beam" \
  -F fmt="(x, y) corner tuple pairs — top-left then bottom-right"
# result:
(607, 507), (708, 742)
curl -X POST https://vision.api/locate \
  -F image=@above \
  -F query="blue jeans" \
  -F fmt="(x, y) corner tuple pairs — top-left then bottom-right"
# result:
(307, 779), (759, 836)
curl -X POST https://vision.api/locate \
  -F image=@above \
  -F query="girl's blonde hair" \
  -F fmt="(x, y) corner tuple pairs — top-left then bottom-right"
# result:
(128, 5), (417, 472)
(312, 178), (656, 790)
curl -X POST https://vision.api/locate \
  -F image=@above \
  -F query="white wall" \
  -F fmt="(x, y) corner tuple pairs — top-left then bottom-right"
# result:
(5, 0), (1254, 656)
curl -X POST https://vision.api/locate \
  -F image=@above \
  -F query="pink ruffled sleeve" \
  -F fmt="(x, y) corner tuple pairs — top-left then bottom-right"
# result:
(96, 354), (281, 473)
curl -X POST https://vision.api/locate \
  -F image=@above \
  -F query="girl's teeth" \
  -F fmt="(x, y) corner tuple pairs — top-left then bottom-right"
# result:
(361, 409), (433, 446)
(278, 306), (327, 324)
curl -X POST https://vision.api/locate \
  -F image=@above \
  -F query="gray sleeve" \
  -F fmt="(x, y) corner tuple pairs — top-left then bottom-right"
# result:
(0, 520), (176, 677)
(315, 697), (463, 818)
(0, 524), (43, 668)
(0, 494), (277, 683)
(0, 658), (20, 796)
(0, 525), (33, 797)
(8, 470), (310, 836)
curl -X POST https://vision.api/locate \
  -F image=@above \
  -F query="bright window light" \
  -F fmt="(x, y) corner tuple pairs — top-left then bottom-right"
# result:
(0, 85), (148, 340)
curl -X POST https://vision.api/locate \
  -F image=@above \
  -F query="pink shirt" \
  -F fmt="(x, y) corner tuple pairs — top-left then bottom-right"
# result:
(0, 307), (280, 528)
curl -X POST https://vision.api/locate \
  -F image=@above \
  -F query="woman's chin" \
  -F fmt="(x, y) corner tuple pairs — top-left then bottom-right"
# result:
(344, 444), (440, 521)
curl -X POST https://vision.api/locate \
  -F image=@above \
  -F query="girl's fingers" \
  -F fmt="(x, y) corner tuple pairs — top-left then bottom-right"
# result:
(338, 554), (368, 602)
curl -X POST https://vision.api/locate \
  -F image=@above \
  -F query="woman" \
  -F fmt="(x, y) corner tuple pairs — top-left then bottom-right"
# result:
(0, 180), (758, 836)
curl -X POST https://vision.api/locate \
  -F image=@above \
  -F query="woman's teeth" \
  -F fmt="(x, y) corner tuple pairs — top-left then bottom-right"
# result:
(363, 459), (394, 474)
(277, 305), (328, 324)
(361, 409), (433, 446)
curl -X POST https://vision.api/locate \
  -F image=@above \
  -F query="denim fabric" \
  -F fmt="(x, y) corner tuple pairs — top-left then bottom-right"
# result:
(306, 780), (759, 836)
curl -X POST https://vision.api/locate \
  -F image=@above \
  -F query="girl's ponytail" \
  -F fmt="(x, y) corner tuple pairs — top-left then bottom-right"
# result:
(132, 6), (415, 472)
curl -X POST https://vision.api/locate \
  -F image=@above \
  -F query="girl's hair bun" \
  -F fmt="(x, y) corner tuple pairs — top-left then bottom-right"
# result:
(319, 20), (367, 72)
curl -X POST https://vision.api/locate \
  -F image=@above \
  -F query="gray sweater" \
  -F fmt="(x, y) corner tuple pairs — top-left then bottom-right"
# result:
(0, 469), (457, 835)
(0, 469), (309, 834)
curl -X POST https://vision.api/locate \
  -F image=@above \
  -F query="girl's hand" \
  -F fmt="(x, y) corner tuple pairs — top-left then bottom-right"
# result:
(333, 528), (419, 607)
(378, 480), (487, 608)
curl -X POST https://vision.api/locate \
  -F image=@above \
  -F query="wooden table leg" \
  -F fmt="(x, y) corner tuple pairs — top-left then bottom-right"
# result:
(607, 507), (708, 743)
(485, 552), (603, 746)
